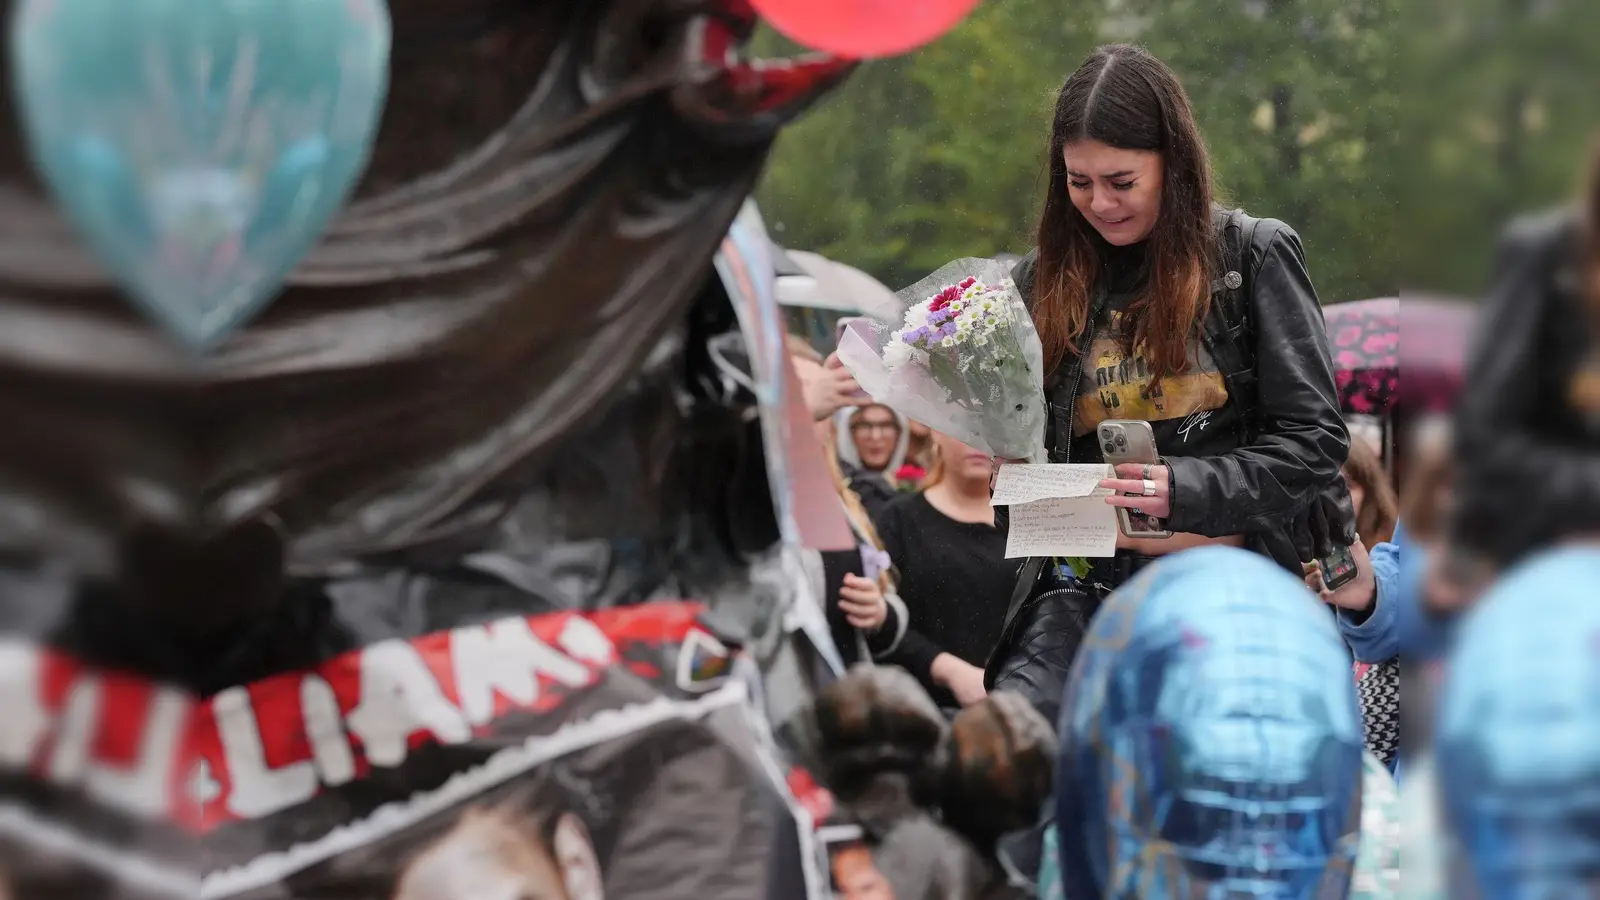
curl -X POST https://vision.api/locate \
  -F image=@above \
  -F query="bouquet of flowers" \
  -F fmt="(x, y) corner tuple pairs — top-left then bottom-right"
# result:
(836, 258), (1048, 463)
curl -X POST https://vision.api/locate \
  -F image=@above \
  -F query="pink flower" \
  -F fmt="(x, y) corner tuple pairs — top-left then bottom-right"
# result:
(928, 280), (969, 313)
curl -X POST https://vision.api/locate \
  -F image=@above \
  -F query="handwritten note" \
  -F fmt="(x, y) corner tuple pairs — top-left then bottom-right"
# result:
(990, 464), (1114, 506)
(1004, 497), (1120, 559)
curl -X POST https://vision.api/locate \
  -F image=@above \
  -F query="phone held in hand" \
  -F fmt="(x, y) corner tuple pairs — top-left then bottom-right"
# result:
(1317, 543), (1360, 591)
(1097, 419), (1173, 539)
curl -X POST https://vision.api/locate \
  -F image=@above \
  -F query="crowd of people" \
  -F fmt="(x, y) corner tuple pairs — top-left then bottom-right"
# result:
(1, 3), (1594, 892)
(792, 40), (1600, 900)
(796, 42), (1379, 728)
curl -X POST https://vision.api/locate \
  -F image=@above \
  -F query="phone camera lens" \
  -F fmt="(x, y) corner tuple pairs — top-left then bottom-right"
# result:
(1103, 442), (1117, 455)
(1114, 434), (1127, 447)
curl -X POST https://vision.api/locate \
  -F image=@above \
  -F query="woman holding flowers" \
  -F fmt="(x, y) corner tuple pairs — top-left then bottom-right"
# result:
(986, 44), (1349, 723)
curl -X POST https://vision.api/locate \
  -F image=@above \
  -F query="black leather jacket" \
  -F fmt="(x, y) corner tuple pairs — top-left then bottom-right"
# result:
(1452, 207), (1600, 566)
(1007, 212), (1349, 567)
(989, 212), (1349, 718)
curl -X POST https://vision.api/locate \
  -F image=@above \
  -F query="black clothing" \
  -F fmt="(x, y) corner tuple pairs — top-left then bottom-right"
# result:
(985, 579), (1103, 728)
(842, 461), (901, 521)
(1064, 240), (1241, 468)
(818, 542), (906, 665)
(988, 208), (1348, 723)
(874, 493), (1013, 707)
(1452, 206), (1600, 567)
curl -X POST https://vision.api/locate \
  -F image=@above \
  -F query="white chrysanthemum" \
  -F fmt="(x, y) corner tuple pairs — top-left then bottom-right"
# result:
(884, 337), (913, 369)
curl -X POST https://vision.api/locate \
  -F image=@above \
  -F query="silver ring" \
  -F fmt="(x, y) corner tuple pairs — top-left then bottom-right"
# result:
(1141, 479), (1157, 497)
(1142, 464), (1153, 481)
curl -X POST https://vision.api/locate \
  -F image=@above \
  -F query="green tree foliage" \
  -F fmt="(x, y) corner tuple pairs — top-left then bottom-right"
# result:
(753, 2), (1103, 290)
(755, 0), (1598, 302)
(1396, 0), (1600, 292)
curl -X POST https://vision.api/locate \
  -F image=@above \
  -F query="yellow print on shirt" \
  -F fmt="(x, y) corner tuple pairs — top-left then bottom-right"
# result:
(1073, 317), (1229, 437)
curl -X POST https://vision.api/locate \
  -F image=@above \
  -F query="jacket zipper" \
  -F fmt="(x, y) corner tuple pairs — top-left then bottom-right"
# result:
(1055, 283), (1113, 466)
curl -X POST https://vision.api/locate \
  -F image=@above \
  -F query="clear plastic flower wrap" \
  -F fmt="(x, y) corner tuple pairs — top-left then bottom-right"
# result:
(837, 258), (1049, 463)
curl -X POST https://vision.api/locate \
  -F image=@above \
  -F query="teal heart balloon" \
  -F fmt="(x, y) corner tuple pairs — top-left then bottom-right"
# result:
(9, 0), (391, 350)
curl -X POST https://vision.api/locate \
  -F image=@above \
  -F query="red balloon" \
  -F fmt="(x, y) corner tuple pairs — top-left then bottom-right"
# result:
(750, 0), (983, 59)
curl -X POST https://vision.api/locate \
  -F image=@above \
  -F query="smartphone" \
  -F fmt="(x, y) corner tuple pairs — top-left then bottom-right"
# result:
(1317, 543), (1359, 591)
(1097, 419), (1173, 539)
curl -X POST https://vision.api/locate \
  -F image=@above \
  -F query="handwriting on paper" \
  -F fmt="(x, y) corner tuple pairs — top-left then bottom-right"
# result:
(1004, 497), (1119, 559)
(990, 464), (1114, 506)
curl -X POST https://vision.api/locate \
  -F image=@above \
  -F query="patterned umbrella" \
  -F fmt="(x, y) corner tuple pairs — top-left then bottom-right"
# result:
(1399, 295), (1476, 413)
(1324, 296), (1476, 416)
(1325, 298), (1399, 415)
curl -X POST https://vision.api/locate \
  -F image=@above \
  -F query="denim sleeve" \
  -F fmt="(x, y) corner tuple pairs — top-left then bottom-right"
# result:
(1336, 540), (1401, 663)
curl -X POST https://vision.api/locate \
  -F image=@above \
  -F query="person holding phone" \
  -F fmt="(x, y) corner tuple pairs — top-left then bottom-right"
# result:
(986, 44), (1348, 722)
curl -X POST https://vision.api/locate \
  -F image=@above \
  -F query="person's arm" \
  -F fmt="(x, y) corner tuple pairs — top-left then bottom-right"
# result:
(1323, 524), (1453, 664)
(1451, 213), (1600, 563)
(1163, 224), (1350, 536)
(812, 548), (867, 665)
(871, 500), (982, 702)
(1334, 540), (1401, 663)
(884, 630), (944, 687)
(866, 590), (909, 657)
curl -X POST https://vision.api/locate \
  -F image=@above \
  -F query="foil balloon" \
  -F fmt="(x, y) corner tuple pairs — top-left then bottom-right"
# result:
(1056, 546), (1365, 900)
(8, 0), (390, 350)
(1436, 548), (1600, 897)
(750, 0), (982, 59)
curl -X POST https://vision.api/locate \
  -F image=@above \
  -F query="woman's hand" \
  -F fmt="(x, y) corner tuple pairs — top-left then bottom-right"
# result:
(801, 353), (866, 422)
(838, 573), (888, 631)
(931, 653), (988, 707)
(1306, 540), (1377, 614)
(1100, 463), (1172, 520)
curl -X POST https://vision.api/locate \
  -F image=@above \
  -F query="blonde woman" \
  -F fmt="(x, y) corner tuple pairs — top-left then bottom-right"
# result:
(874, 431), (1013, 709)
(790, 336), (909, 664)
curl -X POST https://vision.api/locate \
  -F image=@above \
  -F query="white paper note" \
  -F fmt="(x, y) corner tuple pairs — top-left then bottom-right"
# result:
(990, 464), (1114, 506)
(1004, 496), (1120, 559)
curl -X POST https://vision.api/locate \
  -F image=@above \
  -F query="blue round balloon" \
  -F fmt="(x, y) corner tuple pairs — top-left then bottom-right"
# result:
(9, 0), (391, 350)
(1436, 548), (1600, 896)
(1055, 546), (1365, 899)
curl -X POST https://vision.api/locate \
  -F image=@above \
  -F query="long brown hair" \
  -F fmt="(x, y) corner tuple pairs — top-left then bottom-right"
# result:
(1342, 438), (1397, 549)
(1397, 417), (1453, 544)
(1033, 44), (1217, 385)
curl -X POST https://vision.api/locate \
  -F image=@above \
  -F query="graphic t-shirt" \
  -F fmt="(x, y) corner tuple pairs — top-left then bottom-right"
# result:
(1066, 244), (1239, 464)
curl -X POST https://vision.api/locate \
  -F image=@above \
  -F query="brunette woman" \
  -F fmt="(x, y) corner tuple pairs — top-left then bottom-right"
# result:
(1345, 437), (1399, 550)
(988, 44), (1349, 723)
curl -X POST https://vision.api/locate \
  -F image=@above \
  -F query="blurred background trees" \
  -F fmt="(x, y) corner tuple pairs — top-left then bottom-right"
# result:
(754, 0), (1599, 304)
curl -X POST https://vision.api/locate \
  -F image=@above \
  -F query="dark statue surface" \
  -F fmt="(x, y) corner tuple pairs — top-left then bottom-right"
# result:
(0, 0), (851, 659)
